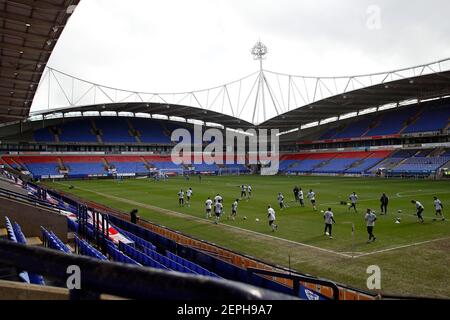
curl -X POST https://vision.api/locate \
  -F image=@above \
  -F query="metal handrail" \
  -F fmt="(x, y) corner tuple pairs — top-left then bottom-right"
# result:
(247, 267), (340, 300)
(0, 186), (61, 213)
(0, 240), (298, 300)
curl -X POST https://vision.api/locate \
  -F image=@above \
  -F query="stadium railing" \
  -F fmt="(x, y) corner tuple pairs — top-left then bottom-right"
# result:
(1, 169), (374, 300)
(0, 240), (296, 300)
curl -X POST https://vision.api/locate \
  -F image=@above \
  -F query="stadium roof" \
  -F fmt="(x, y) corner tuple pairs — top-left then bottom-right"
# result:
(260, 70), (450, 130)
(0, 0), (79, 123)
(29, 69), (450, 132)
(30, 102), (255, 129)
(28, 56), (450, 130)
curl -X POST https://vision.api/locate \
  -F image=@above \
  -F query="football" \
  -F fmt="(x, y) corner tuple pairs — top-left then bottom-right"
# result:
(255, 218), (260, 222)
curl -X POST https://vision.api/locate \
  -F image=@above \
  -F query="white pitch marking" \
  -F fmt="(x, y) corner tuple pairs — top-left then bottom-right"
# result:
(353, 236), (450, 258)
(55, 182), (353, 259)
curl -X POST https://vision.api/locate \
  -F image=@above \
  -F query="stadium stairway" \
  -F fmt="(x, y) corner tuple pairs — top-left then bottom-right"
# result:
(398, 107), (425, 134)
(102, 157), (111, 171)
(312, 154), (338, 171)
(345, 153), (372, 171)
(57, 157), (67, 174)
(127, 119), (142, 143)
(53, 127), (61, 143)
(360, 117), (381, 137)
(90, 119), (103, 144)
(287, 160), (303, 171)
(140, 157), (154, 170)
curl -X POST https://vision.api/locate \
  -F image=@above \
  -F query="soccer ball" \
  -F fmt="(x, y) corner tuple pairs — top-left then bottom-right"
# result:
(243, 216), (247, 220)
(325, 232), (330, 236)
(320, 210), (324, 213)
(255, 218), (260, 222)
(397, 209), (402, 213)
(395, 217), (401, 224)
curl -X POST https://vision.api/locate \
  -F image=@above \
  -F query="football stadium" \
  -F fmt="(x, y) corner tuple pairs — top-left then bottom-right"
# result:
(0, 0), (450, 303)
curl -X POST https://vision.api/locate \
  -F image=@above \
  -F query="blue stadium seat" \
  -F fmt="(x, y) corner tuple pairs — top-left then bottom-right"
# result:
(111, 162), (148, 174)
(59, 120), (98, 142)
(74, 235), (108, 260)
(34, 128), (55, 143)
(41, 227), (71, 254)
(404, 103), (450, 133)
(131, 118), (172, 144)
(5, 218), (45, 285)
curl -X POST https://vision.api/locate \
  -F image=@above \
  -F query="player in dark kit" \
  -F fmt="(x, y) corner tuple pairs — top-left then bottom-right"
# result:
(380, 193), (389, 215)
(240, 185), (247, 199)
(293, 186), (300, 203)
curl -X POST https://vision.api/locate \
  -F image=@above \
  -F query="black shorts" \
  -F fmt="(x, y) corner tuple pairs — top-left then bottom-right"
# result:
(269, 220), (275, 226)
(206, 208), (211, 213)
(215, 211), (221, 217)
(232, 210), (237, 215)
(187, 196), (191, 201)
(311, 200), (316, 204)
(367, 226), (374, 234)
(417, 208), (424, 217)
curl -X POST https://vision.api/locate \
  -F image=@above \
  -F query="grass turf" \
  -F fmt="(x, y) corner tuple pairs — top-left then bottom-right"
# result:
(45, 175), (450, 298)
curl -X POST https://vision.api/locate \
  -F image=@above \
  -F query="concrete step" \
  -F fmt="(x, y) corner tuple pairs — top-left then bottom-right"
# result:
(25, 237), (43, 246)
(67, 231), (75, 240)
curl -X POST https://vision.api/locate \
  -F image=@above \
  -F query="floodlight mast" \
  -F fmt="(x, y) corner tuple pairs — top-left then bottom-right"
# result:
(251, 40), (269, 123)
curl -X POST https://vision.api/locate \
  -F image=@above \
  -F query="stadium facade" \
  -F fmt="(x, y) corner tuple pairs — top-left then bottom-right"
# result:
(0, 0), (449, 301)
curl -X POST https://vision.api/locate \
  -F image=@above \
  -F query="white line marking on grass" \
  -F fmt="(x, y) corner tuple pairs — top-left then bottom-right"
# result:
(55, 182), (353, 259)
(319, 190), (450, 207)
(354, 236), (450, 258)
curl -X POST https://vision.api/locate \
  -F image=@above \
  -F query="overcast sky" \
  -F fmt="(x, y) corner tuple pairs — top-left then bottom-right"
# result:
(33, 0), (450, 114)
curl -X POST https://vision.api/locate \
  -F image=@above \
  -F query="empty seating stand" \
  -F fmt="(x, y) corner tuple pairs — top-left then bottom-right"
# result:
(95, 118), (136, 143)
(74, 235), (108, 260)
(391, 156), (450, 173)
(404, 103), (450, 133)
(131, 118), (172, 144)
(118, 242), (168, 270)
(41, 227), (71, 254)
(106, 241), (141, 265)
(50, 120), (99, 143)
(166, 251), (220, 278)
(113, 225), (156, 252)
(317, 100), (449, 140)
(279, 151), (393, 174)
(5, 217), (45, 285)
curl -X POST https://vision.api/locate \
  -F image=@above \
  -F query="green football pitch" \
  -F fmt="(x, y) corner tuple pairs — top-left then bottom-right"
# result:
(45, 175), (450, 298)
